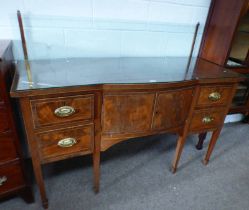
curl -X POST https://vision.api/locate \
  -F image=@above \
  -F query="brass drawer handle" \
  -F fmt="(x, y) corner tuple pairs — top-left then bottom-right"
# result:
(0, 176), (7, 186)
(208, 92), (221, 101)
(202, 116), (214, 124)
(57, 137), (77, 148)
(54, 106), (75, 117)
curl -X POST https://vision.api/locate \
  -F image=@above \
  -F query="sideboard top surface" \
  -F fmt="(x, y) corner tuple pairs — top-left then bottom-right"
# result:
(11, 57), (244, 97)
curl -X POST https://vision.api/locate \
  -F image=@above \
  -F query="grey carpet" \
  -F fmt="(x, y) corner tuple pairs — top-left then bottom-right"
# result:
(1, 123), (249, 210)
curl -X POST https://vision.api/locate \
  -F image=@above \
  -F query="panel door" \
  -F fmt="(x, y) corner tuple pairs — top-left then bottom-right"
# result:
(102, 93), (155, 134)
(152, 88), (194, 130)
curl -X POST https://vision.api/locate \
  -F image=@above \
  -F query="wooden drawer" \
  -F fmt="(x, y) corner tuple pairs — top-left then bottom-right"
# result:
(0, 92), (4, 104)
(189, 108), (226, 132)
(0, 107), (10, 133)
(37, 124), (93, 161)
(0, 162), (25, 195)
(31, 94), (94, 128)
(0, 135), (18, 163)
(196, 86), (233, 107)
(0, 85), (5, 103)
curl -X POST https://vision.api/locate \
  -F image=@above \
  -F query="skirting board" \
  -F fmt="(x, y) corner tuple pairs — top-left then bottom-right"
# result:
(225, 114), (244, 123)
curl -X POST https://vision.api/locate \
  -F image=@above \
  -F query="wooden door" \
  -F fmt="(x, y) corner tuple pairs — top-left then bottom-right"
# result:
(152, 88), (193, 130)
(102, 93), (155, 135)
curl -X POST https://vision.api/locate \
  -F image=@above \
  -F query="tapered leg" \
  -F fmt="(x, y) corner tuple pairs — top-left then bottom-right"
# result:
(20, 99), (48, 209)
(196, 132), (207, 150)
(172, 133), (188, 173)
(93, 148), (100, 193)
(93, 92), (102, 193)
(203, 128), (222, 165)
(32, 161), (48, 209)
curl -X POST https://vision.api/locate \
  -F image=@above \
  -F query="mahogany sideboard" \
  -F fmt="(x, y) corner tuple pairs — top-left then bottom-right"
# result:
(0, 40), (33, 203)
(10, 55), (244, 208)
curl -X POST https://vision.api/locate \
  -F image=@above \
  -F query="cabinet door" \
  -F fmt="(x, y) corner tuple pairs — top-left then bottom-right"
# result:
(152, 88), (193, 130)
(102, 93), (155, 134)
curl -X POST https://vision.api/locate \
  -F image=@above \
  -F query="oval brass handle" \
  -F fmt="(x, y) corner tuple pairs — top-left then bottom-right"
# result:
(208, 92), (221, 101)
(0, 176), (7, 186)
(202, 116), (214, 124)
(54, 106), (75, 117)
(57, 138), (77, 148)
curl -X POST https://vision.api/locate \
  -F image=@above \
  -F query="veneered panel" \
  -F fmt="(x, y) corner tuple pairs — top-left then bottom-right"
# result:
(153, 88), (193, 130)
(102, 93), (155, 134)
(31, 95), (94, 128)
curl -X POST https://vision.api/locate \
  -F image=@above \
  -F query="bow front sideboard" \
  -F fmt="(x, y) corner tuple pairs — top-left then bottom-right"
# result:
(10, 55), (244, 208)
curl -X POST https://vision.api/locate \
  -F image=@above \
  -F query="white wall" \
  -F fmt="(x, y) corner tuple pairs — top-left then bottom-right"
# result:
(0, 0), (244, 122)
(0, 0), (211, 60)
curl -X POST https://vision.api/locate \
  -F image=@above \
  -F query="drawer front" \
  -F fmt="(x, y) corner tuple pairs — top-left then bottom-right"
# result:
(37, 125), (93, 161)
(0, 107), (10, 133)
(0, 92), (4, 104)
(0, 135), (18, 163)
(0, 163), (25, 194)
(197, 86), (233, 107)
(190, 108), (226, 132)
(31, 94), (94, 128)
(0, 87), (5, 103)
